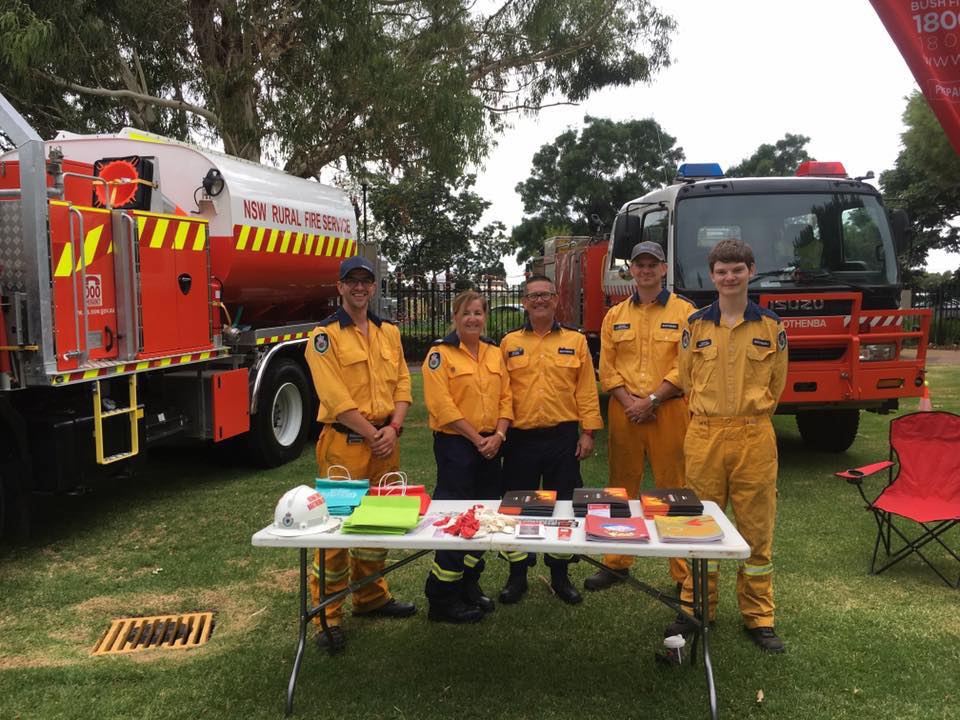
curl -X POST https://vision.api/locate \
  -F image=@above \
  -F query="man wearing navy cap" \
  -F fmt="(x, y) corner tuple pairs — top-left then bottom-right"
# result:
(584, 240), (693, 593)
(304, 254), (416, 651)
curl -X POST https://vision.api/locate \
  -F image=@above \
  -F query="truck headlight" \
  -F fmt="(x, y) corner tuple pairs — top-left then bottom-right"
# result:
(859, 343), (896, 362)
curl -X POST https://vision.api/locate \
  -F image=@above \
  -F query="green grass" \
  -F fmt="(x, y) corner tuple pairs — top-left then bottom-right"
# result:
(1, 365), (959, 719)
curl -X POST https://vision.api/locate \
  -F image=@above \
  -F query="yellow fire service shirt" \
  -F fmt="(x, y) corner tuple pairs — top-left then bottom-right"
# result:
(499, 321), (603, 431)
(422, 332), (513, 434)
(305, 308), (412, 423)
(679, 301), (788, 418)
(599, 289), (695, 397)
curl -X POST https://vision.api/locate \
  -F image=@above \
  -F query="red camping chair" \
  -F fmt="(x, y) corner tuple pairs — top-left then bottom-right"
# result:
(836, 411), (960, 588)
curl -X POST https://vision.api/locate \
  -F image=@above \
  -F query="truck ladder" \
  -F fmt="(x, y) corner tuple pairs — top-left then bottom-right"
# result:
(92, 375), (143, 464)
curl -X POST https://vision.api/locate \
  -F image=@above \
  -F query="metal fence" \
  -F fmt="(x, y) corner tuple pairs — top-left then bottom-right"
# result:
(387, 278), (526, 361)
(911, 280), (960, 345)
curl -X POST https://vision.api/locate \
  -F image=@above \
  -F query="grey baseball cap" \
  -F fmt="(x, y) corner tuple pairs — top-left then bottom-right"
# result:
(630, 241), (666, 262)
(338, 255), (376, 280)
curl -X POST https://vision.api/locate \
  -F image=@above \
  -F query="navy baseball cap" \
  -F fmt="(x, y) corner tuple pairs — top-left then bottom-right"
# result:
(630, 241), (666, 262)
(338, 255), (376, 280)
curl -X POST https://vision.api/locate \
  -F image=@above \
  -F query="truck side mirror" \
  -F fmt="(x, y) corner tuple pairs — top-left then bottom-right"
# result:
(890, 209), (910, 253)
(612, 214), (641, 260)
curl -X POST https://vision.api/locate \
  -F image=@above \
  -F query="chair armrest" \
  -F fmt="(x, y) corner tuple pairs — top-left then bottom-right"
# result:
(834, 460), (895, 484)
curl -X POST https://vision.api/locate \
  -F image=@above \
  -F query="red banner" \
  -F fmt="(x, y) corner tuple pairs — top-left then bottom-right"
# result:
(871, 0), (960, 154)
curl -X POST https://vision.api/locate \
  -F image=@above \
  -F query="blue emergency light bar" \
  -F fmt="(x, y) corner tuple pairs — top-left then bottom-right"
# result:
(676, 163), (724, 180)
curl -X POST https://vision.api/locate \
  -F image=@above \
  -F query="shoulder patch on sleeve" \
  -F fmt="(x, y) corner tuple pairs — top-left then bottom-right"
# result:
(777, 329), (787, 351)
(681, 328), (690, 349)
(313, 332), (330, 354)
(428, 351), (442, 370)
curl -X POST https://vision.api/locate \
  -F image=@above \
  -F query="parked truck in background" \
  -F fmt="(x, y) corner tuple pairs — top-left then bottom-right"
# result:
(542, 162), (932, 453)
(0, 91), (372, 538)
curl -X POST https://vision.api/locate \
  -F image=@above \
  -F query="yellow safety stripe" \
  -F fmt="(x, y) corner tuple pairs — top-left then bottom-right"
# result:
(707, 561), (720, 573)
(742, 562), (773, 576)
(546, 553), (573, 561)
(349, 548), (387, 562)
(312, 562), (349, 583)
(230, 222), (358, 257)
(499, 551), (528, 563)
(430, 562), (463, 583)
(463, 554), (482, 568)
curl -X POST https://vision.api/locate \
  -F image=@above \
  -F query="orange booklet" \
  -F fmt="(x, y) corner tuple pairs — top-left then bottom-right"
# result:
(654, 515), (724, 543)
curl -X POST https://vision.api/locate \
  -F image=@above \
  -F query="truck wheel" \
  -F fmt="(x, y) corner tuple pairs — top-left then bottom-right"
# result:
(795, 409), (860, 453)
(248, 359), (311, 468)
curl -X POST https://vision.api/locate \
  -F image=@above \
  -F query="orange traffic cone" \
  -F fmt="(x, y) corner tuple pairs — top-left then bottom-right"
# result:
(919, 382), (932, 412)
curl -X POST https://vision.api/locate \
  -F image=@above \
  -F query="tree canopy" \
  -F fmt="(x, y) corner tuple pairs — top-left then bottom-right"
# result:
(880, 91), (960, 270)
(0, 0), (676, 182)
(724, 133), (813, 177)
(369, 172), (510, 280)
(510, 114), (683, 265)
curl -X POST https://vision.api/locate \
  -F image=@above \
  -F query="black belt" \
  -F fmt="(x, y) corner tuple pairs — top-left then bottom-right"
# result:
(508, 421), (578, 437)
(330, 420), (388, 434)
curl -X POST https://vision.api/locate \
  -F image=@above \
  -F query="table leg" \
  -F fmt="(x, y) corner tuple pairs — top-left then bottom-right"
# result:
(696, 558), (719, 720)
(285, 548), (310, 716)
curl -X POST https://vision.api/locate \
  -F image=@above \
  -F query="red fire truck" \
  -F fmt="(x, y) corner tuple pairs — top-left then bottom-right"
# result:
(542, 162), (932, 454)
(0, 92), (369, 537)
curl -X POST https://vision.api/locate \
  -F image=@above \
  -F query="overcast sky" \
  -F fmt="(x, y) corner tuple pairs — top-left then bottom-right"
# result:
(473, 0), (960, 281)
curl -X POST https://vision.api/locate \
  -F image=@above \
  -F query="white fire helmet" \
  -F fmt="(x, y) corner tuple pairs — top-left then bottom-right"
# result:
(267, 485), (341, 536)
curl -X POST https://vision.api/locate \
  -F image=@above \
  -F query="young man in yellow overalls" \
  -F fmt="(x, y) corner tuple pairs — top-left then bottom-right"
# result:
(671, 239), (788, 653)
(305, 256), (416, 651)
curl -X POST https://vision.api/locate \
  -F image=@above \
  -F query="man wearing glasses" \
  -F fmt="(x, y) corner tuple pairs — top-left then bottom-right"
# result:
(584, 241), (693, 594)
(304, 255), (416, 651)
(498, 275), (603, 606)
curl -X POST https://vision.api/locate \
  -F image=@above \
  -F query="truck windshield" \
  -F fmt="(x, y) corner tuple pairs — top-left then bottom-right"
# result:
(673, 192), (898, 290)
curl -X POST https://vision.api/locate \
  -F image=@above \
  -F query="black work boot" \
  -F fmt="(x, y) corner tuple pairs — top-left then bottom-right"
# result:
(583, 568), (625, 591)
(744, 626), (785, 653)
(427, 600), (484, 624)
(462, 578), (495, 613)
(550, 565), (583, 605)
(498, 562), (529, 604)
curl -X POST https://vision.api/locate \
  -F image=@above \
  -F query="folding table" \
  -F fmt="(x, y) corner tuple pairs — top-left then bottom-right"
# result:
(252, 500), (750, 719)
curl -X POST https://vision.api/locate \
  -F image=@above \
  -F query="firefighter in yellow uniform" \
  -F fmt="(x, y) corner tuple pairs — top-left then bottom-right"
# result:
(585, 241), (692, 593)
(498, 275), (603, 605)
(305, 256), (416, 651)
(422, 291), (512, 624)
(670, 239), (788, 653)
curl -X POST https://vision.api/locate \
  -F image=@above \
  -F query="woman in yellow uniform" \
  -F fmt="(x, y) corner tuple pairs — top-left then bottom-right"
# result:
(422, 290), (513, 624)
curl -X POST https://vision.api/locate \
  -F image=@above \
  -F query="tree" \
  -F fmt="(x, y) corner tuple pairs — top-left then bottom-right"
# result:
(880, 91), (960, 269)
(0, 0), (676, 181)
(510, 115), (683, 264)
(369, 172), (510, 281)
(725, 133), (813, 177)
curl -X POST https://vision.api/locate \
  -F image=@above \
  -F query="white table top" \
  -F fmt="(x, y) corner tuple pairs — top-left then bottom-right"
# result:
(252, 500), (750, 560)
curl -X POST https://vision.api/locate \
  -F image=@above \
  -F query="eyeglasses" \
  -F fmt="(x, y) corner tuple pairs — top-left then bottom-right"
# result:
(341, 276), (375, 287)
(523, 291), (557, 302)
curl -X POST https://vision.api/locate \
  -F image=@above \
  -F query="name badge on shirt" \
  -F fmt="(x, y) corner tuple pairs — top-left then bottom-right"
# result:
(660, 322), (679, 330)
(752, 338), (771, 348)
(507, 348), (524, 358)
(696, 339), (712, 349)
(613, 323), (631, 330)
(558, 347), (575, 355)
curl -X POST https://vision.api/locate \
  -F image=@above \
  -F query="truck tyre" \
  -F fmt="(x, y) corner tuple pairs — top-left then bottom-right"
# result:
(248, 359), (312, 468)
(795, 409), (860, 453)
